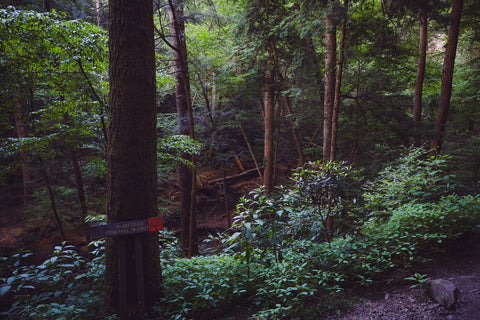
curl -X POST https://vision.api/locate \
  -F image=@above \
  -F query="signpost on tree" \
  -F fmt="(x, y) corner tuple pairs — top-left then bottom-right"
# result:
(91, 217), (163, 320)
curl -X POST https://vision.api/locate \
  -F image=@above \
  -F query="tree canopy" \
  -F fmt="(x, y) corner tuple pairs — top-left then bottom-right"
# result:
(1, 0), (480, 318)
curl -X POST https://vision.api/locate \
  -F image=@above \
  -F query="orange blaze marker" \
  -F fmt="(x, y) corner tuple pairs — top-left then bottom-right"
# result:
(148, 217), (164, 232)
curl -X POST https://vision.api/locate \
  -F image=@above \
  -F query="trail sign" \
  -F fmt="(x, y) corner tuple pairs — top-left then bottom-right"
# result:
(90, 217), (163, 320)
(91, 217), (163, 240)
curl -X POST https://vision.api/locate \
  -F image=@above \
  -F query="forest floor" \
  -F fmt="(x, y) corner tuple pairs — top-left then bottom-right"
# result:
(2, 198), (480, 319)
(322, 238), (480, 320)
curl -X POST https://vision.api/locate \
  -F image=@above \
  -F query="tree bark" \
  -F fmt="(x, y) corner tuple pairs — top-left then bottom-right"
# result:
(263, 52), (275, 192)
(283, 96), (305, 167)
(413, 7), (428, 147)
(66, 143), (88, 218)
(105, 0), (162, 316)
(323, 0), (337, 163)
(95, 0), (106, 29)
(430, 0), (464, 155)
(38, 159), (66, 241)
(44, 0), (52, 11)
(272, 44), (305, 167)
(330, 0), (348, 161)
(168, 0), (198, 256)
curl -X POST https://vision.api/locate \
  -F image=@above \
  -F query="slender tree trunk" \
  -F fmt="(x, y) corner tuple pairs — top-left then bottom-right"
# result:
(96, 0), (106, 29)
(76, 59), (108, 147)
(272, 44), (305, 167)
(211, 72), (217, 116)
(283, 97), (305, 167)
(44, 0), (52, 11)
(38, 159), (66, 241)
(105, 0), (162, 316)
(430, 0), (463, 155)
(66, 143), (88, 218)
(222, 165), (231, 228)
(63, 114), (88, 218)
(330, 0), (348, 161)
(413, 7), (428, 147)
(168, 0), (197, 256)
(263, 53), (275, 192)
(323, 0), (337, 163)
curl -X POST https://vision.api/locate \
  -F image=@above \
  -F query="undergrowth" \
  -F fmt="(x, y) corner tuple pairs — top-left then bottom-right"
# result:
(2, 147), (480, 319)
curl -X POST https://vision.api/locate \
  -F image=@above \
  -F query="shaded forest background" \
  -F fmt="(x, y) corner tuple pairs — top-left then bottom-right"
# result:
(1, 0), (480, 319)
(2, 0), (480, 242)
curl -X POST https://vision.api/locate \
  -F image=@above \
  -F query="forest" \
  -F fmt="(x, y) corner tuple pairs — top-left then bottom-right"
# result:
(1, 0), (480, 319)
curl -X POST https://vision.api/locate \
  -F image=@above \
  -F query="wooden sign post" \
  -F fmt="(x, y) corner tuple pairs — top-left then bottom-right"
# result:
(92, 217), (163, 320)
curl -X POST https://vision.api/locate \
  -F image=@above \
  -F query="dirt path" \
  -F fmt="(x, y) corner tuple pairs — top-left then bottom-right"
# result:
(0, 205), (25, 254)
(325, 239), (480, 320)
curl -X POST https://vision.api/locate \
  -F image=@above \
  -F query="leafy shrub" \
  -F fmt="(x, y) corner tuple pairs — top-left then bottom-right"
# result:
(289, 161), (364, 240)
(231, 186), (289, 266)
(160, 254), (254, 319)
(0, 242), (104, 320)
(373, 194), (480, 254)
(363, 147), (455, 221)
(225, 161), (364, 267)
(25, 186), (85, 231)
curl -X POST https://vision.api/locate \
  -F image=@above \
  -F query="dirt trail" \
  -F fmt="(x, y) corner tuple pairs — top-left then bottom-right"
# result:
(0, 205), (25, 255)
(325, 239), (480, 320)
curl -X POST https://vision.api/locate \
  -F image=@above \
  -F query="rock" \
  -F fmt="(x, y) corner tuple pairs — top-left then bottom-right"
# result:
(426, 279), (459, 309)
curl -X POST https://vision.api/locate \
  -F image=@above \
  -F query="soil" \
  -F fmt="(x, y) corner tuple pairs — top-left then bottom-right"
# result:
(323, 238), (480, 320)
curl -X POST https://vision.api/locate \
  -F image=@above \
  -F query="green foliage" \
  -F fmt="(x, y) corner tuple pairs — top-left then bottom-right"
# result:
(4, 191), (480, 319)
(160, 254), (252, 319)
(225, 161), (363, 266)
(158, 135), (203, 168)
(363, 147), (455, 221)
(232, 187), (287, 266)
(0, 242), (104, 320)
(374, 194), (480, 250)
(0, 6), (108, 205)
(404, 273), (430, 289)
(25, 186), (83, 230)
(290, 161), (364, 240)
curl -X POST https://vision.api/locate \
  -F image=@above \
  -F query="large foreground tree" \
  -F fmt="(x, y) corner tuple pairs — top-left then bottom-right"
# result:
(105, 0), (162, 316)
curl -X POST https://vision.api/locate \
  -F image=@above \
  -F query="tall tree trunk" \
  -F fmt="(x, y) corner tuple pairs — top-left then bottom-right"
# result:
(430, 0), (464, 155)
(168, 0), (197, 256)
(413, 7), (428, 147)
(263, 52), (275, 192)
(63, 114), (88, 218)
(38, 159), (66, 241)
(66, 143), (88, 218)
(105, 0), (162, 316)
(95, 0), (106, 29)
(283, 97), (305, 167)
(330, 0), (348, 161)
(323, 0), (337, 163)
(272, 44), (305, 167)
(44, 0), (52, 11)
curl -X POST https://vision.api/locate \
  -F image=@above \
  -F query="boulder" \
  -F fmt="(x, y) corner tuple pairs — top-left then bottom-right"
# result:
(426, 279), (459, 309)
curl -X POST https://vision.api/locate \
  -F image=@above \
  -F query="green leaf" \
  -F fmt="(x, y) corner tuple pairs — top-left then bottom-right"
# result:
(0, 285), (11, 296)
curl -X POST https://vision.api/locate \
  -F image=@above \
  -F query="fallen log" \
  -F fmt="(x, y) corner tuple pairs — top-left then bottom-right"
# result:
(208, 167), (262, 185)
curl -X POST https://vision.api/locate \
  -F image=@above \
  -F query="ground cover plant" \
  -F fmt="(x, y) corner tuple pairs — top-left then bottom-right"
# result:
(2, 148), (480, 319)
